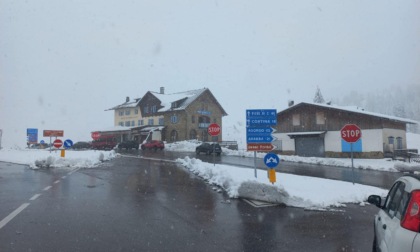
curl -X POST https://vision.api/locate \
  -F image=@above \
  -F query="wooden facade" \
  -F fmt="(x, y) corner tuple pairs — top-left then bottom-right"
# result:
(274, 102), (415, 158)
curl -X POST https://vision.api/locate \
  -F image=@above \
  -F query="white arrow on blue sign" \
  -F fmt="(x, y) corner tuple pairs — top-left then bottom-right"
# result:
(64, 139), (73, 149)
(264, 153), (280, 169)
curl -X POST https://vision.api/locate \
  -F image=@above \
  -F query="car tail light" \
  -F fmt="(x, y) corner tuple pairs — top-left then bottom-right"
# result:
(401, 190), (420, 232)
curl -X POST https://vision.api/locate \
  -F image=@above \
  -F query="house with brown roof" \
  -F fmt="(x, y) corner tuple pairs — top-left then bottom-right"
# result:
(106, 87), (227, 143)
(274, 102), (417, 158)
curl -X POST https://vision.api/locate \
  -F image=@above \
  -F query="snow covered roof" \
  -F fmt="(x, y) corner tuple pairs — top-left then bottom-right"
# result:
(282, 102), (418, 124)
(106, 98), (141, 111)
(150, 88), (208, 112)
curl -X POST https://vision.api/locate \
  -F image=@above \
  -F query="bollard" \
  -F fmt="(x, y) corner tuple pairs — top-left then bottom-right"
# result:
(61, 149), (65, 158)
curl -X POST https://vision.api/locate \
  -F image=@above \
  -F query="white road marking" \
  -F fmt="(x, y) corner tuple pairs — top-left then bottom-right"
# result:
(68, 167), (81, 175)
(62, 176), (67, 179)
(53, 180), (60, 184)
(43, 186), (52, 191)
(29, 194), (41, 201)
(0, 203), (30, 230)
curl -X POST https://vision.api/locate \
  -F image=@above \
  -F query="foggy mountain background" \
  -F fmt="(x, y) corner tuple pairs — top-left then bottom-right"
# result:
(333, 84), (419, 133)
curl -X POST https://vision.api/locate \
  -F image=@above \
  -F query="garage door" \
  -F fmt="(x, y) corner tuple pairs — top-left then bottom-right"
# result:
(295, 137), (325, 157)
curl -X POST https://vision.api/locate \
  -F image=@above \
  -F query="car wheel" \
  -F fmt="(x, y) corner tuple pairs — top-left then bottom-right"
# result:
(372, 226), (377, 252)
(141, 145), (145, 150)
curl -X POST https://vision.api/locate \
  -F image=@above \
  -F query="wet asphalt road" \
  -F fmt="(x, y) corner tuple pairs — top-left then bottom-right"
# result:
(0, 150), (403, 251)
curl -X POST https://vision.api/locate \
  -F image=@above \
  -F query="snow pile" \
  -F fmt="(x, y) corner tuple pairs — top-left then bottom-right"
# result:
(166, 140), (420, 172)
(0, 148), (116, 169)
(177, 156), (388, 210)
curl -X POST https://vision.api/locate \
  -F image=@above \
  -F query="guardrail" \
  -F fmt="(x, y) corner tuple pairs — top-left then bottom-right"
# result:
(394, 149), (419, 163)
(219, 141), (238, 150)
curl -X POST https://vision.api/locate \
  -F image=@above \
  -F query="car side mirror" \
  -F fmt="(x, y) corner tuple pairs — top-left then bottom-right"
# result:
(368, 195), (382, 208)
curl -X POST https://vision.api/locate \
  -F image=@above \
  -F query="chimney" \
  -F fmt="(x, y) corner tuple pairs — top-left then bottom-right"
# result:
(126, 96), (130, 102)
(160, 87), (165, 94)
(288, 100), (294, 107)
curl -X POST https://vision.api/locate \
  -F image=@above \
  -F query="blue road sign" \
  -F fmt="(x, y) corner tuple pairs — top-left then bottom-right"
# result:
(64, 139), (73, 149)
(246, 127), (275, 135)
(246, 109), (277, 119)
(246, 109), (277, 127)
(246, 135), (276, 143)
(40, 140), (45, 144)
(264, 153), (280, 169)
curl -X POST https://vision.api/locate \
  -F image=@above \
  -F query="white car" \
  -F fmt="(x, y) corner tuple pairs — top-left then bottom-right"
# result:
(368, 175), (420, 252)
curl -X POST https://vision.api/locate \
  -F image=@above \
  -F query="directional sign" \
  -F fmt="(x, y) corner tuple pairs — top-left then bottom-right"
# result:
(53, 139), (63, 148)
(246, 127), (276, 135)
(247, 143), (276, 152)
(246, 109), (277, 151)
(246, 109), (277, 127)
(63, 139), (73, 149)
(44, 130), (64, 137)
(246, 135), (276, 143)
(341, 124), (362, 143)
(264, 153), (280, 169)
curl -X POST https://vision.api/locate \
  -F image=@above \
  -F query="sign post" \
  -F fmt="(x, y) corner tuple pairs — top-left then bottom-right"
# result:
(207, 123), (221, 166)
(246, 109), (277, 178)
(341, 124), (362, 184)
(264, 153), (280, 184)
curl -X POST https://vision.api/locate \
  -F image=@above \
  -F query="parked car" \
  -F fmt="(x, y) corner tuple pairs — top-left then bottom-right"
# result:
(71, 141), (92, 150)
(91, 135), (118, 150)
(118, 140), (139, 150)
(368, 175), (420, 252)
(141, 140), (164, 151)
(195, 142), (222, 156)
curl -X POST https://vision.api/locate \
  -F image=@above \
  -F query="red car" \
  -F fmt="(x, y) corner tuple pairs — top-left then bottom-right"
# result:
(141, 140), (165, 151)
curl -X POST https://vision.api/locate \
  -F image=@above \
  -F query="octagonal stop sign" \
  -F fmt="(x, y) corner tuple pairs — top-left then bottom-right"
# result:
(341, 124), (362, 143)
(208, 123), (221, 137)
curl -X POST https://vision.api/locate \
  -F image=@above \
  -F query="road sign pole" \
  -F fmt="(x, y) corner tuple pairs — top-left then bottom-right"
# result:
(254, 151), (257, 178)
(351, 143), (355, 185)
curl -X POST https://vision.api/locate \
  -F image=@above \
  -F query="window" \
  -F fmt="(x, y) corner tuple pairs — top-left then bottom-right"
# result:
(383, 182), (405, 218)
(316, 112), (325, 125)
(388, 136), (394, 145)
(135, 109), (139, 114)
(159, 118), (164, 125)
(148, 118), (154, 125)
(152, 105), (157, 113)
(125, 121), (130, 126)
(118, 111), (124, 116)
(138, 120), (141, 126)
(145, 106), (149, 114)
(131, 121), (135, 126)
(292, 114), (300, 126)
(119, 122), (124, 126)
(140, 120), (144, 126)
(171, 115), (178, 124)
(396, 137), (403, 149)
(125, 109), (130, 115)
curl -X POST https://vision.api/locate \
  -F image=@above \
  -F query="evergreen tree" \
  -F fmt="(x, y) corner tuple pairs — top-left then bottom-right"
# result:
(313, 86), (325, 104)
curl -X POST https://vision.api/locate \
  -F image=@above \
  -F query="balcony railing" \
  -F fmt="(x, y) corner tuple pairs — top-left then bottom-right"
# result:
(198, 123), (210, 129)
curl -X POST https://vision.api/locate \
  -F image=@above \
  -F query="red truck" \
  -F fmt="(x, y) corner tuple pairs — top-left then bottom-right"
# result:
(91, 135), (117, 150)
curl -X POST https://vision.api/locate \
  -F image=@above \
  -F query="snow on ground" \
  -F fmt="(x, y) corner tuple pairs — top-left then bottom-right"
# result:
(0, 141), (413, 210)
(177, 156), (387, 210)
(165, 140), (420, 173)
(0, 148), (116, 170)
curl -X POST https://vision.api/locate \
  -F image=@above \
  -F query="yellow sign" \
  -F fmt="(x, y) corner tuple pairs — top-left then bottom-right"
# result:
(268, 169), (276, 184)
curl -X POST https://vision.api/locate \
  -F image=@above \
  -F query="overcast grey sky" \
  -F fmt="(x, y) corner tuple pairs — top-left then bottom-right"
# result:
(1, 0), (419, 147)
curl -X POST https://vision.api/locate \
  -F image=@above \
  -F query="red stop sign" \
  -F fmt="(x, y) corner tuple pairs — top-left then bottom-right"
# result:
(91, 131), (101, 140)
(341, 124), (362, 143)
(53, 139), (63, 148)
(208, 123), (221, 136)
